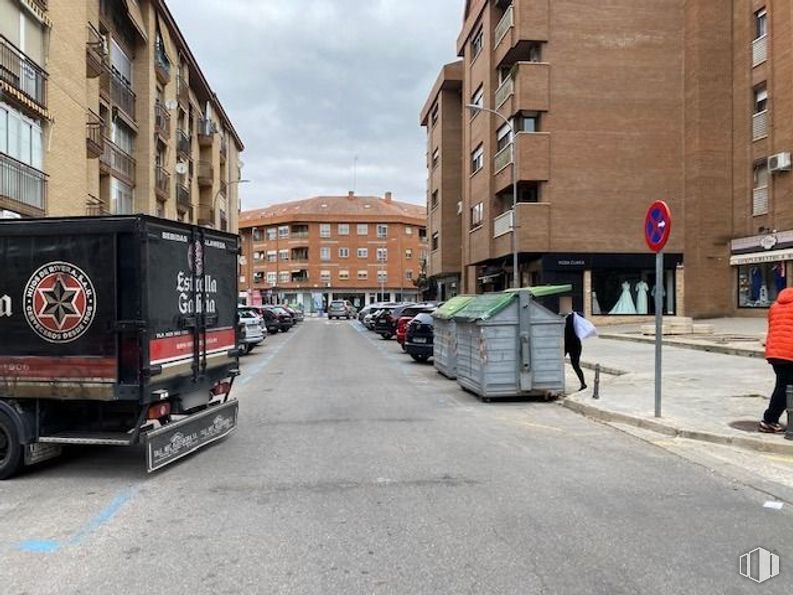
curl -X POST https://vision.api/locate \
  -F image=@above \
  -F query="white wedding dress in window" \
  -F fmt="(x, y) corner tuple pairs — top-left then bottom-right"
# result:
(635, 281), (649, 315)
(609, 281), (637, 315)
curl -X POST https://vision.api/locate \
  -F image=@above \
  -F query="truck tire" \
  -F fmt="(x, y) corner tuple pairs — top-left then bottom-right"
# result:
(0, 412), (23, 480)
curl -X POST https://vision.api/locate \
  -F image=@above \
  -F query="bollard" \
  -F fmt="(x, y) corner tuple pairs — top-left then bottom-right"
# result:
(786, 385), (793, 441)
(593, 364), (601, 400)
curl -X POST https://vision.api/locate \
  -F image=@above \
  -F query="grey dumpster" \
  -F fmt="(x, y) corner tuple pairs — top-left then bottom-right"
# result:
(432, 295), (475, 380)
(452, 286), (571, 400)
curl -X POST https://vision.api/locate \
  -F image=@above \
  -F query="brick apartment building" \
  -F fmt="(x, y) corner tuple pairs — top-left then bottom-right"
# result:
(0, 0), (244, 230)
(239, 193), (428, 313)
(422, 0), (793, 319)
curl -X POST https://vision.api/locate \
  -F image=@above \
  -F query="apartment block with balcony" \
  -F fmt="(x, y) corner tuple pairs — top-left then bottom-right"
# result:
(420, 61), (464, 301)
(238, 193), (428, 313)
(1, 0), (244, 231)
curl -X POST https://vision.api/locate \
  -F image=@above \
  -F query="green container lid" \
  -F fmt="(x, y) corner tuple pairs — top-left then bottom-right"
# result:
(452, 285), (573, 322)
(503, 285), (573, 298)
(432, 295), (476, 320)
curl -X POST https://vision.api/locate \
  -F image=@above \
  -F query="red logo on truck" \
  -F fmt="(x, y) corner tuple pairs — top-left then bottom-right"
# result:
(23, 261), (96, 343)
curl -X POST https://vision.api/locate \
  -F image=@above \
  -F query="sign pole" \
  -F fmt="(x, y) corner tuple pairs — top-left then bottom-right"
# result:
(655, 250), (663, 418)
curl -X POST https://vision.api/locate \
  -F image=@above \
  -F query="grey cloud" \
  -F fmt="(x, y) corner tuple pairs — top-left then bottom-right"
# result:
(168, 0), (462, 208)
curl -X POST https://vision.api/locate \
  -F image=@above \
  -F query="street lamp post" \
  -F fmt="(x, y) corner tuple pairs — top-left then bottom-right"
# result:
(465, 104), (519, 289)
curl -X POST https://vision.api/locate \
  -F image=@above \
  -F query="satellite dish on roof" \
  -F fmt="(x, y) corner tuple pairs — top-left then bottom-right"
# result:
(165, 100), (178, 110)
(175, 162), (188, 175)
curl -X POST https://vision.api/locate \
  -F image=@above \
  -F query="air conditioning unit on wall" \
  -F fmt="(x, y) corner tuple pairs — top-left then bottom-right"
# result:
(768, 152), (792, 173)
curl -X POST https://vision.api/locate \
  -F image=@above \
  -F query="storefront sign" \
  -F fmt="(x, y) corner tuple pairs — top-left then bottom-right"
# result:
(761, 235), (779, 250)
(729, 248), (793, 266)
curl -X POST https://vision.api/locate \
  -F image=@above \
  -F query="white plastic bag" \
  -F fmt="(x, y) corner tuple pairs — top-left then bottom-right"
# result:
(572, 312), (597, 340)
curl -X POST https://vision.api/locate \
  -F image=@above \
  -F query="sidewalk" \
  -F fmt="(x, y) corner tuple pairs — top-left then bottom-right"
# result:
(561, 336), (793, 455)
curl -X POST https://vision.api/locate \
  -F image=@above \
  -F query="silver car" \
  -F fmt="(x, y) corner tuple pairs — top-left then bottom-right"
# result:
(328, 300), (352, 320)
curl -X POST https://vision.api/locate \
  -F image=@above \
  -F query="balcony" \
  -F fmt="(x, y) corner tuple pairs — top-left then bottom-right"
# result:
(492, 202), (551, 255)
(198, 118), (215, 147)
(197, 160), (214, 187)
(154, 100), (171, 140)
(85, 194), (109, 216)
(155, 166), (170, 200)
(176, 129), (191, 159)
(220, 136), (228, 162)
(99, 138), (135, 184)
(176, 176), (191, 213)
(219, 180), (228, 197)
(86, 23), (108, 79)
(496, 62), (550, 117)
(176, 73), (189, 108)
(753, 110), (769, 141)
(753, 35), (768, 68)
(494, 132), (550, 193)
(0, 152), (46, 215)
(155, 54), (171, 85)
(86, 110), (105, 159)
(291, 271), (309, 283)
(753, 186), (769, 216)
(0, 34), (47, 115)
(100, 70), (135, 122)
(494, 0), (549, 67)
(197, 205), (215, 227)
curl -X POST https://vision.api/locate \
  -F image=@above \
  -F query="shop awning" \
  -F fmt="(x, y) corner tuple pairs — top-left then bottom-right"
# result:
(729, 248), (793, 266)
(123, 0), (148, 42)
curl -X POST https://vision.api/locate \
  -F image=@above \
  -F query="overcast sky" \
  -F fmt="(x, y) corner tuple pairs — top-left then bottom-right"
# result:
(168, 0), (462, 209)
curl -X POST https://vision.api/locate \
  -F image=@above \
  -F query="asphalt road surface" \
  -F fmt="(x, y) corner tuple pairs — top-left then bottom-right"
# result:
(1, 319), (791, 594)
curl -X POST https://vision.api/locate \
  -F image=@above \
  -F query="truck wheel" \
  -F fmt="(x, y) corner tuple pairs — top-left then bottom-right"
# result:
(0, 413), (23, 480)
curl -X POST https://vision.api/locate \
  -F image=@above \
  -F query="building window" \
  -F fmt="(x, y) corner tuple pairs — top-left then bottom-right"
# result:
(279, 271), (290, 284)
(471, 85), (484, 111)
(339, 247), (350, 258)
(754, 85), (768, 113)
(755, 7), (768, 40)
(279, 249), (289, 261)
(357, 223), (368, 235)
(431, 190), (439, 208)
(253, 272), (263, 284)
(419, 227), (427, 240)
(376, 248), (388, 262)
(266, 250), (277, 262)
(278, 225), (289, 239)
(471, 144), (484, 174)
(319, 223), (331, 238)
(320, 247), (331, 261)
(377, 270), (388, 283)
(753, 162), (770, 216)
(516, 112), (540, 133)
(357, 270), (368, 280)
(432, 147), (440, 169)
(338, 223), (349, 235)
(266, 272), (277, 286)
(405, 248), (413, 260)
(357, 247), (368, 258)
(405, 226), (413, 235)
(0, 104), (44, 170)
(111, 178), (134, 214)
(339, 270), (350, 280)
(738, 262), (784, 308)
(528, 44), (542, 62)
(252, 228), (263, 242)
(266, 227), (277, 241)
(432, 232), (439, 251)
(405, 270), (413, 281)
(470, 26), (484, 60)
(593, 269), (676, 315)
(377, 224), (388, 238)
(320, 270), (331, 283)
(496, 123), (512, 152)
(471, 202), (484, 229)
(430, 103), (439, 126)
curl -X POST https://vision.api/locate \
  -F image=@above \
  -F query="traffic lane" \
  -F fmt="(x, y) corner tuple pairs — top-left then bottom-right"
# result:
(0, 324), (302, 572)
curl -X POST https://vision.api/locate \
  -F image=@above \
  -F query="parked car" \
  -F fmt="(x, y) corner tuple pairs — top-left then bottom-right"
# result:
(328, 299), (353, 320)
(246, 306), (281, 334)
(373, 304), (412, 339)
(264, 305), (294, 332)
(405, 312), (434, 362)
(238, 308), (265, 354)
(281, 305), (304, 322)
(364, 309), (382, 330)
(396, 304), (437, 349)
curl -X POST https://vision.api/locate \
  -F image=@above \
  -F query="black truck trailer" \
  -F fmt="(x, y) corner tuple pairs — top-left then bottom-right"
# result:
(0, 215), (241, 478)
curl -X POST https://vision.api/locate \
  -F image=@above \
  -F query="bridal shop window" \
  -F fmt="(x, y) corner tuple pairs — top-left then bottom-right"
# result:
(592, 269), (676, 316)
(738, 262), (786, 308)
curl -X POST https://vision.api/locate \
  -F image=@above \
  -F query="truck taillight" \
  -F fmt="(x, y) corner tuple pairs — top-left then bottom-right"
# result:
(211, 381), (231, 397)
(147, 402), (171, 420)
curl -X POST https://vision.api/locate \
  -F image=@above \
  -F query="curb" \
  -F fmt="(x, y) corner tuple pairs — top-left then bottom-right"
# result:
(561, 398), (793, 456)
(599, 333), (764, 359)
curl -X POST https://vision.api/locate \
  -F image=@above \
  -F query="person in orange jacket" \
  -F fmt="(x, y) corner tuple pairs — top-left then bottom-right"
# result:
(760, 287), (793, 432)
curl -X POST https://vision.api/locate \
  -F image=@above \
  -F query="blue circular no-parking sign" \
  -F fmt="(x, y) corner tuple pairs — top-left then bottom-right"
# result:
(645, 201), (672, 253)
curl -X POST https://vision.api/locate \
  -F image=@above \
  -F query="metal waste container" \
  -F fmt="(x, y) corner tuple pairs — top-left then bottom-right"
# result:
(452, 286), (571, 400)
(432, 295), (475, 380)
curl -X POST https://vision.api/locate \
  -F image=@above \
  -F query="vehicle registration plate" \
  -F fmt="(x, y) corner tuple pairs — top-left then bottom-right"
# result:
(413, 337), (427, 344)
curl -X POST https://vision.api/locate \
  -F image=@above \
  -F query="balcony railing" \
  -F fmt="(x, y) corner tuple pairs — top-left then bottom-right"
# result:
(101, 70), (135, 121)
(176, 73), (189, 107)
(493, 209), (514, 238)
(30, 0), (48, 11)
(86, 23), (108, 79)
(495, 5), (514, 47)
(177, 128), (191, 158)
(198, 118), (215, 146)
(290, 231), (309, 240)
(154, 100), (171, 139)
(220, 136), (228, 162)
(85, 194), (109, 216)
(176, 176), (191, 212)
(753, 186), (769, 216)
(753, 110), (769, 141)
(495, 76), (514, 108)
(494, 142), (514, 172)
(86, 110), (104, 159)
(219, 180), (228, 197)
(154, 54), (171, 85)
(753, 35), (768, 68)
(0, 152), (46, 213)
(197, 160), (213, 186)
(0, 34), (47, 111)
(155, 166), (170, 199)
(100, 138), (135, 183)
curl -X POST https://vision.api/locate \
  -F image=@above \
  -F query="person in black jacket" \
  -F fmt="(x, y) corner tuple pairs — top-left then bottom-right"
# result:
(561, 297), (587, 391)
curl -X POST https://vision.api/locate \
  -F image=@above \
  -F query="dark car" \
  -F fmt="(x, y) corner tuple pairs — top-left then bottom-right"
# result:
(264, 305), (294, 332)
(395, 304), (437, 350)
(373, 304), (408, 339)
(281, 305), (304, 322)
(405, 312), (434, 362)
(257, 307), (282, 334)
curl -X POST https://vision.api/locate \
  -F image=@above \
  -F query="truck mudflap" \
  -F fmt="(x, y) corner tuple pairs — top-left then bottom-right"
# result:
(145, 399), (238, 472)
